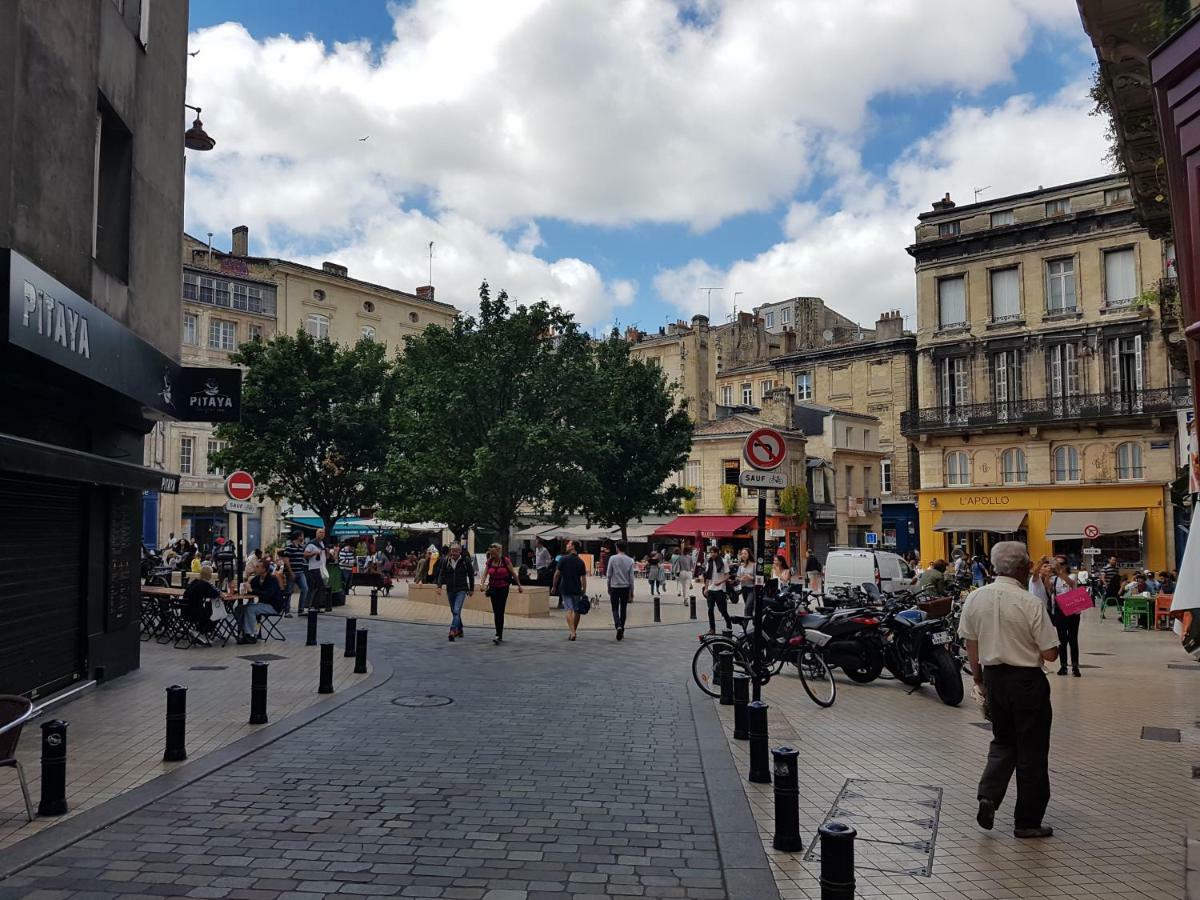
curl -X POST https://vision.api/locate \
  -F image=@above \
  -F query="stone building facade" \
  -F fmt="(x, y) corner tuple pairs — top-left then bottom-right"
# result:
(904, 175), (1188, 572)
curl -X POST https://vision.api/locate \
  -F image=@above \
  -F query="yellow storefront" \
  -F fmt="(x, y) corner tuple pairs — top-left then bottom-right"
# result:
(917, 483), (1172, 573)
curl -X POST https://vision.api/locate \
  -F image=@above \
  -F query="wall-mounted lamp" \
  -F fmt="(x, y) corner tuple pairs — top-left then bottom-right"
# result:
(184, 104), (215, 151)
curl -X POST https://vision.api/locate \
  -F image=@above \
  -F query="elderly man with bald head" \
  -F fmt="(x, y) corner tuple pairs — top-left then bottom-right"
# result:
(958, 541), (1060, 840)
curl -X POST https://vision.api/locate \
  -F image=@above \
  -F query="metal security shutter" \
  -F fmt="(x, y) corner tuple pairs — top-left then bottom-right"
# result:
(0, 475), (85, 697)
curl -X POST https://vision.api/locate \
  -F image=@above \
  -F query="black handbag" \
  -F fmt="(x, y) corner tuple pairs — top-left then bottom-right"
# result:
(576, 595), (592, 615)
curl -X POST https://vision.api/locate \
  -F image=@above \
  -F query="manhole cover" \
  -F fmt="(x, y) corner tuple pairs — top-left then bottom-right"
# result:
(1141, 726), (1181, 743)
(239, 653), (287, 662)
(189, 666), (229, 671)
(392, 695), (453, 708)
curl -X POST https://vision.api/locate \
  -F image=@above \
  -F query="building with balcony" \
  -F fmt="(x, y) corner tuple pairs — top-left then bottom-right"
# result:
(904, 176), (1187, 571)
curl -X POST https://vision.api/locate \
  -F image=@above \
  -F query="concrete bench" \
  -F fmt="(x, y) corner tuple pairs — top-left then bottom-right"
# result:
(408, 583), (551, 617)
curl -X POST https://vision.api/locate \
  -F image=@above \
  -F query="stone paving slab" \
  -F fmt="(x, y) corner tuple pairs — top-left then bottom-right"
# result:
(717, 609), (1200, 899)
(0, 617), (370, 851)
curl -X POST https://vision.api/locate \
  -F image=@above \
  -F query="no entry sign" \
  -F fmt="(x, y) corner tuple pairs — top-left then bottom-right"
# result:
(225, 470), (256, 502)
(1083, 524), (1101, 540)
(743, 427), (787, 471)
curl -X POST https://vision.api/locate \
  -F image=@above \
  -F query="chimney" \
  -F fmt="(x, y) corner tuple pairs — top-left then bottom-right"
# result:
(231, 225), (248, 258)
(415, 284), (435, 301)
(691, 313), (710, 332)
(762, 386), (794, 427)
(624, 326), (641, 344)
(931, 192), (956, 212)
(875, 309), (904, 341)
(322, 262), (348, 277)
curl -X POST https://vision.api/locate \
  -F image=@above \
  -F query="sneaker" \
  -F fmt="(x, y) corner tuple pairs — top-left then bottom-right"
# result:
(616, 627), (624, 641)
(976, 799), (995, 830)
(1014, 825), (1053, 839)
(1072, 667), (1081, 677)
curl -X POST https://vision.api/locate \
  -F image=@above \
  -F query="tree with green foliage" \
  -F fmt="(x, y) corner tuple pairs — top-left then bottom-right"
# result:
(212, 330), (397, 535)
(384, 281), (593, 546)
(572, 335), (694, 541)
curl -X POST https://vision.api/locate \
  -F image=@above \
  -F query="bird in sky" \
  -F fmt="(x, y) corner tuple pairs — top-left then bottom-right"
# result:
(358, 135), (370, 142)
(188, 49), (200, 57)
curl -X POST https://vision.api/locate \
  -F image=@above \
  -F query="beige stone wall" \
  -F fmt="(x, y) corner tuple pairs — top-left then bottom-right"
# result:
(681, 435), (806, 517)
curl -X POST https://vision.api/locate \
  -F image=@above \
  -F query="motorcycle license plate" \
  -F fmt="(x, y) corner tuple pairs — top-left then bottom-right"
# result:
(931, 631), (952, 645)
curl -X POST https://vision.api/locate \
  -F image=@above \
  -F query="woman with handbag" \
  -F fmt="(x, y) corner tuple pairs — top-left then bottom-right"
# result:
(701, 544), (733, 636)
(482, 543), (522, 645)
(1029, 557), (1082, 677)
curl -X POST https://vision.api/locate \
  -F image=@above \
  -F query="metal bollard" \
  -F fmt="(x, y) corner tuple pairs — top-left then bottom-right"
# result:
(370, 588), (379, 616)
(771, 746), (803, 851)
(732, 673), (750, 740)
(249, 661), (269, 725)
(747, 701), (771, 784)
(354, 628), (368, 674)
(318, 642), (334, 694)
(718, 651), (734, 706)
(163, 685), (187, 762)
(689, 594), (697, 620)
(344, 617), (358, 658)
(818, 822), (857, 900)
(37, 720), (68, 816)
(306, 608), (319, 646)
(653, 596), (661, 622)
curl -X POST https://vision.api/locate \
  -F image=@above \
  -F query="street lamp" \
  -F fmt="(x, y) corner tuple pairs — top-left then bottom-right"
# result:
(184, 104), (215, 151)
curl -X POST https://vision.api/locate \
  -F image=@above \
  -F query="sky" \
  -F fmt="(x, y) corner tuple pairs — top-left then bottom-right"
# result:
(184, 0), (1110, 333)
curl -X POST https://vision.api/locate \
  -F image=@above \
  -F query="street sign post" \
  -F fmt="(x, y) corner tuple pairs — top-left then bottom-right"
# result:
(739, 470), (788, 490)
(1083, 524), (1101, 540)
(224, 499), (254, 514)
(743, 427), (788, 471)
(1082, 547), (1103, 556)
(865, 532), (878, 546)
(224, 471), (256, 584)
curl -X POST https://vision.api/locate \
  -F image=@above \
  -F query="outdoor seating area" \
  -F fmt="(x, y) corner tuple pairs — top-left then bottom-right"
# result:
(139, 586), (285, 649)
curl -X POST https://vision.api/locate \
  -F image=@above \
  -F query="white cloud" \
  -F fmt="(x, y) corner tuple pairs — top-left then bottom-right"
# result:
(184, 0), (1094, 326)
(654, 81), (1110, 326)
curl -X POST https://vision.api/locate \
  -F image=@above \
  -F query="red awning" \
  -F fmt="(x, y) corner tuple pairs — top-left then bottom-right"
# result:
(652, 515), (757, 539)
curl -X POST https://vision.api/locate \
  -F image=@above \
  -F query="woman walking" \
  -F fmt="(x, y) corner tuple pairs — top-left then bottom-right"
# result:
(482, 543), (522, 644)
(1029, 556), (1081, 677)
(701, 544), (733, 635)
(646, 550), (662, 597)
(735, 548), (756, 617)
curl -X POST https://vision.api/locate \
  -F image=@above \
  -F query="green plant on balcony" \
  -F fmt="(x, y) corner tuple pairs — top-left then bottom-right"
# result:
(777, 484), (809, 521)
(1129, 287), (1159, 311)
(680, 486), (698, 514)
(720, 483), (738, 515)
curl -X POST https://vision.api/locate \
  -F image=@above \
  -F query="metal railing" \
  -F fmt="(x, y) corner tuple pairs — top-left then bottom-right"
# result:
(900, 385), (1191, 435)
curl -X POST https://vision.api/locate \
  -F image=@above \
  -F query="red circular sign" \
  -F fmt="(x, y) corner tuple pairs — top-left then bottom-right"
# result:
(225, 470), (256, 502)
(1083, 524), (1101, 540)
(743, 428), (787, 471)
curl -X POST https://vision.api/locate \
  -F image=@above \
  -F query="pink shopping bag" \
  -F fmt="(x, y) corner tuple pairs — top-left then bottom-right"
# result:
(1055, 586), (1093, 617)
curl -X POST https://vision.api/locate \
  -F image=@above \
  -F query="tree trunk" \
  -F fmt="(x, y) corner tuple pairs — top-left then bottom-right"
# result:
(320, 512), (338, 537)
(619, 522), (628, 543)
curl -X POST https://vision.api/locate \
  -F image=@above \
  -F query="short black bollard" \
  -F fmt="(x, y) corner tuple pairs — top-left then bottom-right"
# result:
(818, 822), (857, 900)
(37, 720), (68, 816)
(771, 746), (803, 851)
(306, 608), (319, 646)
(718, 651), (734, 706)
(354, 628), (368, 674)
(163, 685), (187, 762)
(318, 642), (334, 694)
(689, 594), (697, 620)
(747, 700), (771, 784)
(653, 596), (661, 623)
(732, 672), (750, 740)
(370, 588), (379, 616)
(249, 661), (269, 725)
(344, 617), (358, 658)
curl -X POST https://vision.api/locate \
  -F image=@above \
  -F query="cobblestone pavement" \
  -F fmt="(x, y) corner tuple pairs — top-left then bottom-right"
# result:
(721, 609), (1200, 899)
(0, 618), (750, 899)
(0, 623), (369, 850)
(338, 578), (702, 631)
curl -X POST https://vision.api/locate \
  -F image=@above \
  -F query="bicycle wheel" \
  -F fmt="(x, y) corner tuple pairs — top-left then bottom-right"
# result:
(797, 647), (837, 708)
(692, 639), (738, 698)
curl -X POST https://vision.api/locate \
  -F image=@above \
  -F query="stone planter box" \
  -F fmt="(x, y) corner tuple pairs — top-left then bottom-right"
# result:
(408, 583), (551, 617)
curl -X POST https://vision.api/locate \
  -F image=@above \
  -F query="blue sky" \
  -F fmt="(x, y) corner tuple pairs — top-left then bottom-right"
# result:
(185, 1), (1106, 330)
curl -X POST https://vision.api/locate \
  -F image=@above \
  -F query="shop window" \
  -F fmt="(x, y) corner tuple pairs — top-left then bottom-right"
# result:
(945, 451), (970, 486)
(1053, 446), (1080, 483)
(1116, 442), (1144, 480)
(93, 96), (133, 282)
(1000, 448), (1027, 484)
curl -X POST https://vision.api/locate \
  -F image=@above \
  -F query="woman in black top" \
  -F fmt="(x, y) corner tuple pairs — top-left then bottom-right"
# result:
(181, 565), (222, 645)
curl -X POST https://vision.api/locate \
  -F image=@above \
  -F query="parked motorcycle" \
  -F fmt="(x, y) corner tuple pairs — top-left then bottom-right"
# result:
(808, 604), (887, 683)
(879, 597), (964, 706)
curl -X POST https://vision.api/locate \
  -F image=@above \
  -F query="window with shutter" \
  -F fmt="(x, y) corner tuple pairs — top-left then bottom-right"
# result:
(937, 276), (966, 327)
(990, 268), (1020, 321)
(1104, 248), (1137, 307)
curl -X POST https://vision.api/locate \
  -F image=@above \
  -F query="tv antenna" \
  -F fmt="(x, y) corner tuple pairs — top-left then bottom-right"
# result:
(698, 287), (723, 318)
(973, 185), (991, 203)
(733, 291), (744, 315)
(428, 241), (434, 286)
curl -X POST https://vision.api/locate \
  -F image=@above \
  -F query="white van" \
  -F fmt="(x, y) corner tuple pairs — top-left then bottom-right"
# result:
(822, 548), (916, 595)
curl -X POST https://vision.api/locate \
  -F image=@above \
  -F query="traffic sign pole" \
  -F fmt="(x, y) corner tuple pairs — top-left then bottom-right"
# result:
(753, 492), (766, 703)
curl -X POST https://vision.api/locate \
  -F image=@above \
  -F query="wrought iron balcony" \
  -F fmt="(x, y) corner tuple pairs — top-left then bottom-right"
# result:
(900, 385), (1191, 436)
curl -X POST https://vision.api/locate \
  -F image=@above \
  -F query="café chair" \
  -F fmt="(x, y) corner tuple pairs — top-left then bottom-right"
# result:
(0, 695), (35, 822)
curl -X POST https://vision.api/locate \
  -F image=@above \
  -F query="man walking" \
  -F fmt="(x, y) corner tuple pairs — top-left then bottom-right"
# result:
(534, 537), (552, 586)
(303, 528), (327, 613)
(436, 542), (474, 641)
(552, 539), (588, 641)
(1101, 555), (1121, 619)
(338, 539), (356, 596)
(958, 541), (1060, 839)
(676, 543), (695, 602)
(606, 541), (635, 640)
(281, 531), (306, 616)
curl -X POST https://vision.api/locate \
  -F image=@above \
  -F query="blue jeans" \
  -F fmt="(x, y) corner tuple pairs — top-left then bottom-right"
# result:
(240, 602), (277, 636)
(448, 590), (467, 632)
(289, 572), (307, 613)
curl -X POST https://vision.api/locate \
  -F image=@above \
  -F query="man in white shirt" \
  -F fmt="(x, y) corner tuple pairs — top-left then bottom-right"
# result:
(958, 541), (1060, 840)
(606, 542), (635, 641)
